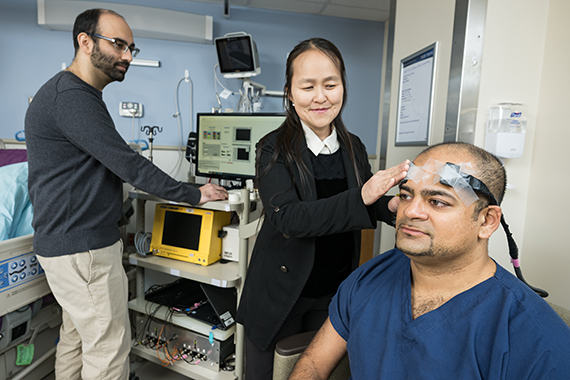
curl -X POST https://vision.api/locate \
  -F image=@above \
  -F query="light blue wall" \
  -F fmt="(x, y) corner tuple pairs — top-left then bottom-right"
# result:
(0, 0), (384, 152)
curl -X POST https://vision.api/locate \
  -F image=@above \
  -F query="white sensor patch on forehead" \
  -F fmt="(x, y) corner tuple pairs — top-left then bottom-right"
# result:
(404, 158), (480, 206)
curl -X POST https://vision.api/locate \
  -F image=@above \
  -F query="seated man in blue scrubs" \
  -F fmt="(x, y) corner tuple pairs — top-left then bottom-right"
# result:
(289, 142), (570, 380)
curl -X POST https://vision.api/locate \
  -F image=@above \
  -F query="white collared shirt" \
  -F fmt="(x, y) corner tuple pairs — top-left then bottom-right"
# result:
(301, 122), (340, 156)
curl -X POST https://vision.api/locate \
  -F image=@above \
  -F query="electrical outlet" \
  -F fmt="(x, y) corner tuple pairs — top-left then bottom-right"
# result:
(119, 102), (143, 117)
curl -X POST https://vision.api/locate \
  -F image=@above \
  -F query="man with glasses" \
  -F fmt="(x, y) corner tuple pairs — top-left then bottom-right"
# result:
(289, 142), (570, 380)
(25, 8), (227, 380)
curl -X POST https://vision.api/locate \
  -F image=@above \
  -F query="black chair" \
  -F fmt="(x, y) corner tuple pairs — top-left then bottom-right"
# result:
(273, 330), (350, 380)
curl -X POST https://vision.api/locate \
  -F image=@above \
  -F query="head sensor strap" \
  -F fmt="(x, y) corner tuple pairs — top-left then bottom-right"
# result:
(403, 160), (548, 297)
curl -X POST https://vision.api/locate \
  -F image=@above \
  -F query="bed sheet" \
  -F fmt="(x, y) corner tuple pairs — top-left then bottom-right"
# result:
(0, 162), (34, 241)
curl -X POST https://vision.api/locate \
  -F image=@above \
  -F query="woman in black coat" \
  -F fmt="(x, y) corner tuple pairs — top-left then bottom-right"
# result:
(236, 38), (409, 379)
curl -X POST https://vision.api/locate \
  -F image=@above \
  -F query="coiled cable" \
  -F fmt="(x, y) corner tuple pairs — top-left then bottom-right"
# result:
(135, 231), (152, 256)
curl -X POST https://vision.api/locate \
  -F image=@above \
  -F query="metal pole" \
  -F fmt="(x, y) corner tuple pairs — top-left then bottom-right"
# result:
(235, 188), (251, 380)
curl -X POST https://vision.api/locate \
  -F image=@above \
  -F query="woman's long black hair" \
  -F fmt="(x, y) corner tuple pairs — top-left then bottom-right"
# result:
(255, 38), (365, 195)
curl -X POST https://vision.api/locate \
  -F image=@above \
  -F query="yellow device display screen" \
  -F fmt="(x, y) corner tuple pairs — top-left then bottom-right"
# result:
(150, 204), (230, 266)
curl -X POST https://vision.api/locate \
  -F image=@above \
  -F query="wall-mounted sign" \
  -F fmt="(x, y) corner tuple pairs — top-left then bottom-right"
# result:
(395, 43), (437, 146)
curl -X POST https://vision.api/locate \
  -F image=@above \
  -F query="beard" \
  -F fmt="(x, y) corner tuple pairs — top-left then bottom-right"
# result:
(395, 223), (457, 259)
(91, 42), (129, 82)
(395, 221), (436, 257)
(396, 238), (435, 257)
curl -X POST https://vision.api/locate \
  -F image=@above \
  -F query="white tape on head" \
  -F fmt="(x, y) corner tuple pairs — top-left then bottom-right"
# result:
(406, 158), (444, 186)
(404, 159), (480, 206)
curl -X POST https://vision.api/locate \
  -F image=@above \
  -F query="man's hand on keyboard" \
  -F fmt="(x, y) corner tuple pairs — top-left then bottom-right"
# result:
(198, 183), (228, 204)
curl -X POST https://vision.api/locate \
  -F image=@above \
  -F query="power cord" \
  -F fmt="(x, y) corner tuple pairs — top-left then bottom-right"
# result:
(213, 63), (236, 100)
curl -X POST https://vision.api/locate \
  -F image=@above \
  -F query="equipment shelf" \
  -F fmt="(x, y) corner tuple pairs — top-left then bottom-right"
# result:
(128, 188), (259, 380)
(128, 254), (240, 288)
(131, 345), (236, 380)
(128, 297), (235, 341)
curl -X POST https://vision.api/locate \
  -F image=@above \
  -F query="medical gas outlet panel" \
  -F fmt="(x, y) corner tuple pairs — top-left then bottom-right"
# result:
(0, 251), (44, 290)
(119, 102), (143, 117)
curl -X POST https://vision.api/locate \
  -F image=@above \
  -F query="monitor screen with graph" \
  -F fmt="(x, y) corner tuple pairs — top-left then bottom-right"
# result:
(195, 113), (286, 184)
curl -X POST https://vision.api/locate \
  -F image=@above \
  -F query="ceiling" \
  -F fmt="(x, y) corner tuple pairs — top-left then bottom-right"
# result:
(183, 0), (392, 22)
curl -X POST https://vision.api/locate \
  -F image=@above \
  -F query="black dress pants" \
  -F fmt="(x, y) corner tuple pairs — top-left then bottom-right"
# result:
(244, 292), (334, 380)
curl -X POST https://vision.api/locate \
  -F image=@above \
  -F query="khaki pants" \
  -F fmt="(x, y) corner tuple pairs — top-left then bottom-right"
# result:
(37, 240), (130, 380)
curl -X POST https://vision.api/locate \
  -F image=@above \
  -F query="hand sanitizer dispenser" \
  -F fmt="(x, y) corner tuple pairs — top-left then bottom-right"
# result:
(484, 103), (527, 158)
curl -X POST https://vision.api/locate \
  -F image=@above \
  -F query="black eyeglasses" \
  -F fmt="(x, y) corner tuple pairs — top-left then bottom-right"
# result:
(87, 33), (140, 57)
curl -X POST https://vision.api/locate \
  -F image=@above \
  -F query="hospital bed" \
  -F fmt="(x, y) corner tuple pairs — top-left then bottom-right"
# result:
(0, 139), (61, 380)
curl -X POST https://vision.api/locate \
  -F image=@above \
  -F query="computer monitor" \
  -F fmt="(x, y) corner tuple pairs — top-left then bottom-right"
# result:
(195, 113), (286, 185)
(215, 32), (261, 79)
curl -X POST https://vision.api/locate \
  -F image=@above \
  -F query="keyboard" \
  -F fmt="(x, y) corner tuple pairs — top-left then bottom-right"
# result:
(188, 182), (243, 191)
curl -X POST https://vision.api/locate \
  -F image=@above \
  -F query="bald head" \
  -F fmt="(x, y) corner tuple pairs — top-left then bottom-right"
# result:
(416, 142), (507, 209)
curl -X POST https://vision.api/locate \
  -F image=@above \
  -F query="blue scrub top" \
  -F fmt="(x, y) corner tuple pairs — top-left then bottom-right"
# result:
(330, 249), (570, 380)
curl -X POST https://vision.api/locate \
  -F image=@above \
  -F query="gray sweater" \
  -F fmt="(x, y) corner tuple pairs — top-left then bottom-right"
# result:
(25, 71), (201, 257)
